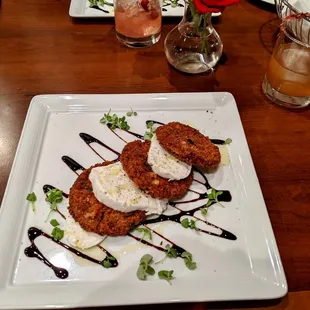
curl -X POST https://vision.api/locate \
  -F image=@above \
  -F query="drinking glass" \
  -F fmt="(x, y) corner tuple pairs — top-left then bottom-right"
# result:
(114, 0), (162, 48)
(262, 14), (310, 108)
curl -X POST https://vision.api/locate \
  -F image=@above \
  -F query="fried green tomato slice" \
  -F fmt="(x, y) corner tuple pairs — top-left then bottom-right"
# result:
(156, 122), (221, 169)
(120, 140), (193, 200)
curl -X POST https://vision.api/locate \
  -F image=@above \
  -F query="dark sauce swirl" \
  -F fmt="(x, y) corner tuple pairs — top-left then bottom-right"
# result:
(24, 227), (118, 279)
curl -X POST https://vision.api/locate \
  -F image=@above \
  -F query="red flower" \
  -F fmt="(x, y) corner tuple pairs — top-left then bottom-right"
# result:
(193, 0), (239, 14)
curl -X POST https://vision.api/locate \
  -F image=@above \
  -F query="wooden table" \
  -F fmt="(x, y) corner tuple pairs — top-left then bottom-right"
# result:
(1, 0), (310, 309)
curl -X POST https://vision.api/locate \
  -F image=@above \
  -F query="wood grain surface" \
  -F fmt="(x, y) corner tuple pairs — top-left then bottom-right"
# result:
(1, 0), (310, 309)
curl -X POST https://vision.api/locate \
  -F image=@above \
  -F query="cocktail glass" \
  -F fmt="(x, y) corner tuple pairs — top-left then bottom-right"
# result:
(114, 0), (162, 48)
(262, 13), (310, 108)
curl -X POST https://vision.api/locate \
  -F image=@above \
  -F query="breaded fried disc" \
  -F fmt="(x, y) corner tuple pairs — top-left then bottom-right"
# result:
(120, 140), (193, 200)
(68, 162), (146, 236)
(156, 122), (221, 169)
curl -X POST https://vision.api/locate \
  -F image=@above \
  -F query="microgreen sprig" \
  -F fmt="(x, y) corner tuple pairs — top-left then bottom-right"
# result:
(100, 109), (130, 130)
(224, 138), (232, 145)
(144, 121), (155, 140)
(200, 208), (208, 217)
(181, 218), (199, 230)
(50, 219), (60, 227)
(51, 227), (64, 240)
(26, 192), (37, 212)
(137, 254), (155, 280)
(158, 270), (174, 285)
(206, 188), (224, 208)
(155, 244), (178, 264)
(49, 218), (64, 240)
(102, 256), (116, 268)
(136, 227), (152, 241)
(181, 251), (197, 270)
(45, 189), (63, 222)
(88, 0), (105, 7)
(126, 108), (137, 117)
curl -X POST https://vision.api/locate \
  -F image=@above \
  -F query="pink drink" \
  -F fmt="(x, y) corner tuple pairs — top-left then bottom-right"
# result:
(115, 0), (162, 47)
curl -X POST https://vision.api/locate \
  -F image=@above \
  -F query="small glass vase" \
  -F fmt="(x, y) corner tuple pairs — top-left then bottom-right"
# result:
(164, 5), (223, 74)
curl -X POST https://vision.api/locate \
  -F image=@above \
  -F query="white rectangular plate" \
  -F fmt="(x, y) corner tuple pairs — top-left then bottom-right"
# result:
(69, 0), (221, 18)
(0, 93), (287, 309)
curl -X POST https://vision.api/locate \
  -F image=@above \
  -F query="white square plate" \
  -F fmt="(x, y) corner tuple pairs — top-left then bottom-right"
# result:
(0, 93), (287, 309)
(69, 0), (221, 18)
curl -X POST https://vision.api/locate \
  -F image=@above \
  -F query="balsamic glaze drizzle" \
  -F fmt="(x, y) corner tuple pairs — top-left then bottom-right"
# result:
(89, 5), (109, 14)
(61, 156), (85, 175)
(24, 227), (118, 279)
(80, 132), (120, 160)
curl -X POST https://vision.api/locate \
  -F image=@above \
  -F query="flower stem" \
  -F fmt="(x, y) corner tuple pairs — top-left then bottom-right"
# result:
(201, 14), (210, 54)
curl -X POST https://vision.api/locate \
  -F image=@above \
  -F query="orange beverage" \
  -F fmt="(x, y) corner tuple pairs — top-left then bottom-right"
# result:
(262, 14), (310, 108)
(114, 0), (162, 47)
(266, 44), (310, 97)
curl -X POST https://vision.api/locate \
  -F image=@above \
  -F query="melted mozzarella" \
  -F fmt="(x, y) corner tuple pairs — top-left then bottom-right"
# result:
(147, 134), (192, 180)
(65, 214), (105, 250)
(89, 162), (167, 215)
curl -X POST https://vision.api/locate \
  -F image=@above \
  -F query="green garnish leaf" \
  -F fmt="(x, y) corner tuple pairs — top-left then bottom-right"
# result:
(216, 191), (223, 198)
(146, 265), (155, 276)
(144, 122), (155, 140)
(144, 132), (153, 140)
(158, 270), (174, 285)
(136, 227), (152, 241)
(50, 219), (60, 227)
(189, 220), (198, 230)
(147, 121), (154, 129)
(185, 260), (197, 270)
(88, 0), (96, 7)
(45, 189), (63, 222)
(181, 251), (197, 270)
(137, 254), (155, 281)
(181, 218), (189, 228)
(89, 0), (106, 8)
(140, 254), (153, 265)
(26, 192), (37, 202)
(101, 256), (116, 269)
(126, 108), (137, 117)
(100, 109), (130, 130)
(181, 251), (192, 260)
(46, 189), (63, 205)
(200, 208), (208, 216)
(137, 264), (147, 280)
(155, 244), (178, 264)
(165, 244), (178, 258)
(26, 192), (37, 212)
(224, 138), (232, 145)
(103, 260), (112, 268)
(51, 227), (64, 240)
(181, 218), (198, 230)
(206, 188), (224, 208)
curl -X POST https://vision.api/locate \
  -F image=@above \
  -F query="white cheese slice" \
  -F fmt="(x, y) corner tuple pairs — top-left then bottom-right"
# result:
(147, 134), (192, 180)
(65, 214), (105, 250)
(89, 162), (167, 215)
